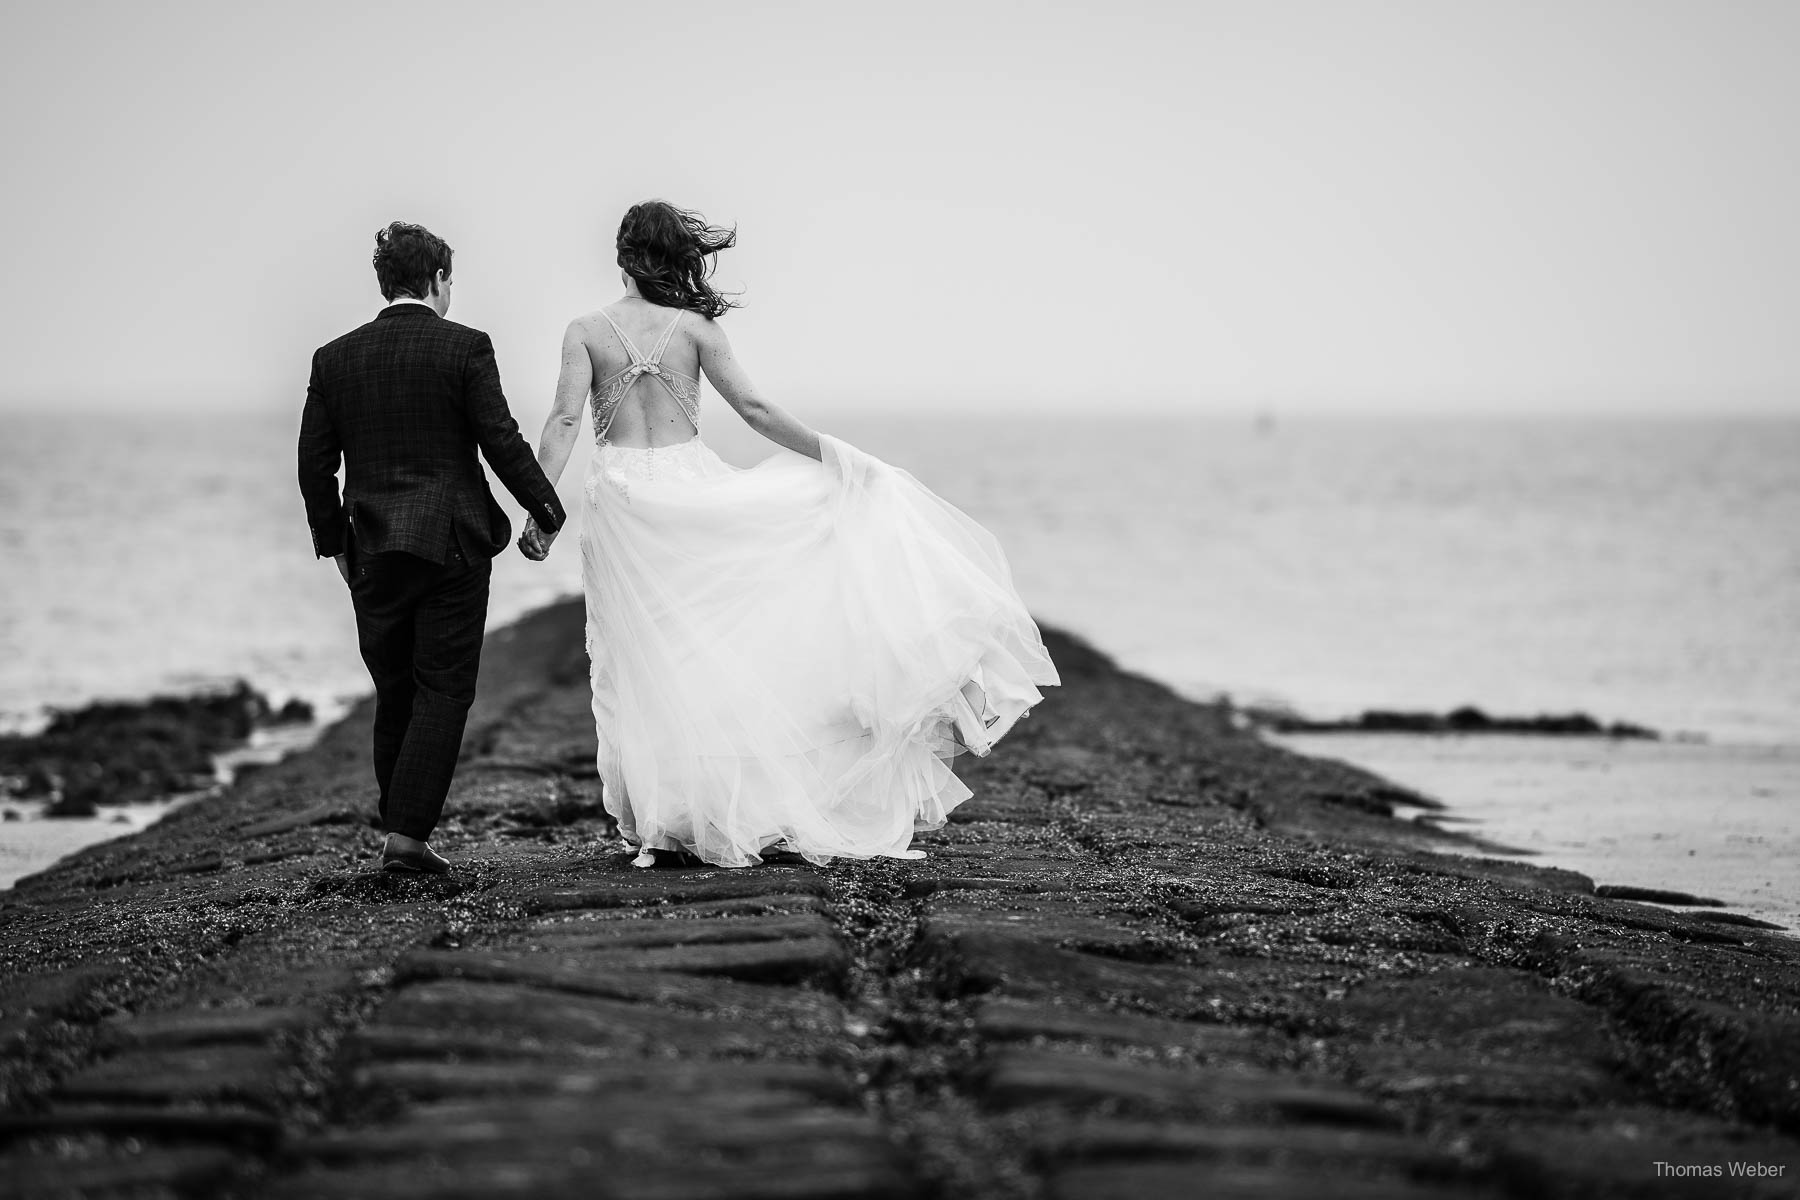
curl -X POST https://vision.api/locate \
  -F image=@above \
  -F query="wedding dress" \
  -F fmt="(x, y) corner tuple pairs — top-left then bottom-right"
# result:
(579, 309), (1058, 867)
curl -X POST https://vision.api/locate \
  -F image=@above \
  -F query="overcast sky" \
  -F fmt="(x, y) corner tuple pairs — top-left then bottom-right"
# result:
(2, 0), (1795, 417)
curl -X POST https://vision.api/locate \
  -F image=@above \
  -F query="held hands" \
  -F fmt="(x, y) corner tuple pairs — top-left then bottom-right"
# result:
(518, 517), (557, 562)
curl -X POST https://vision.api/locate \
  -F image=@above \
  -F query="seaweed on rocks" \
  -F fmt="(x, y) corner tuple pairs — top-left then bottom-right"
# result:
(1251, 704), (1661, 739)
(0, 681), (299, 810)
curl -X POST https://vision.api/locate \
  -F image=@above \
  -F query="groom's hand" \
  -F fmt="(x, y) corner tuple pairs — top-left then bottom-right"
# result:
(334, 553), (351, 584)
(518, 518), (555, 561)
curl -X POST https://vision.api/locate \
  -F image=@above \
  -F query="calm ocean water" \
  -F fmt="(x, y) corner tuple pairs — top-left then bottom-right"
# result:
(3, 409), (1797, 917)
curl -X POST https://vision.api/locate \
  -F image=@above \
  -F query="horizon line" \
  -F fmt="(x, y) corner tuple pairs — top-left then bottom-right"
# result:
(5, 398), (1800, 423)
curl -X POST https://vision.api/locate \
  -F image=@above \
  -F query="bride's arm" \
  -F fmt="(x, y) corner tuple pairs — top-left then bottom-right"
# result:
(518, 321), (592, 558)
(694, 318), (822, 461)
(533, 320), (593, 488)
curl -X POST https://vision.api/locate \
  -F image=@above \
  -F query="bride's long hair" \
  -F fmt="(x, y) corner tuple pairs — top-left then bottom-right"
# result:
(616, 201), (739, 319)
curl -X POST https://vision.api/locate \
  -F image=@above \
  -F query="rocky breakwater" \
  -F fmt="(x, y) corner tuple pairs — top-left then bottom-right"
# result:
(1, 685), (315, 817)
(0, 599), (1796, 1199)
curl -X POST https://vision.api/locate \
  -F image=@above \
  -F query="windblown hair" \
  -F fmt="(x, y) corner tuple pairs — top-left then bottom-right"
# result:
(372, 221), (453, 302)
(616, 201), (739, 319)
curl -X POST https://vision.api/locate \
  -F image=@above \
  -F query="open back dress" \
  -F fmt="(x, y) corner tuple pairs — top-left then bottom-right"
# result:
(578, 304), (1059, 866)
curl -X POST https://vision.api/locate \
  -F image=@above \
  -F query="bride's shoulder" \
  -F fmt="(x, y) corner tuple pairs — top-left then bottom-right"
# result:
(685, 310), (727, 344)
(564, 308), (613, 337)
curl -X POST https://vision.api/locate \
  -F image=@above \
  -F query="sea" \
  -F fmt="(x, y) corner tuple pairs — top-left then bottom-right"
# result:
(2, 408), (1796, 925)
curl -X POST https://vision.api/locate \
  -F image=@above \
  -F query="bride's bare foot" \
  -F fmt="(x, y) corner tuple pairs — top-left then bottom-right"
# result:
(628, 848), (708, 868)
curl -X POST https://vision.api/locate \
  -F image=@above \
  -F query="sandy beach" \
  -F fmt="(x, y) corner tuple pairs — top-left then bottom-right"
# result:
(1, 599), (1797, 1198)
(1270, 732), (1800, 933)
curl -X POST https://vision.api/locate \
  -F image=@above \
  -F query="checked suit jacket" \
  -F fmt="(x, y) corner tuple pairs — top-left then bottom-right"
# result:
(298, 303), (566, 565)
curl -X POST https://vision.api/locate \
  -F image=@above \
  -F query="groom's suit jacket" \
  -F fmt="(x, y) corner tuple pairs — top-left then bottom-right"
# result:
(298, 304), (565, 564)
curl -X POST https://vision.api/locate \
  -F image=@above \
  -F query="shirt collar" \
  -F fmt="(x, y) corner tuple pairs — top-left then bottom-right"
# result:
(377, 297), (439, 320)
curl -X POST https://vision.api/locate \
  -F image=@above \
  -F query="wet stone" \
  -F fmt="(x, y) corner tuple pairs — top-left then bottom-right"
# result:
(405, 940), (846, 995)
(1257, 863), (1366, 891)
(1552, 948), (1800, 1132)
(1688, 910), (1787, 931)
(1045, 1161), (1473, 1200)
(1521, 893), (1754, 945)
(1401, 853), (1596, 897)
(238, 843), (322, 867)
(534, 935), (847, 987)
(344, 1025), (570, 1064)
(905, 876), (1059, 899)
(238, 800), (359, 839)
(1335, 967), (1611, 1053)
(1350, 1048), (1624, 1109)
(985, 1049), (1395, 1128)
(0, 1104), (283, 1149)
(0, 1146), (242, 1198)
(922, 896), (1151, 931)
(54, 1044), (288, 1109)
(552, 892), (828, 920)
(343, 1059), (856, 1107)
(388, 951), (843, 1024)
(1036, 1117), (1466, 1176)
(165, 849), (224, 876)
(947, 791), (1056, 826)
(268, 1158), (921, 1200)
(0, 965), (120, 1050)
(527, 867), (829, 913)
(1595, 884), (1726, 907)
(367, 979), (802, 1058)
(918, 923), (1241, 1013)
(274, 1093), (921, 1200)
(97, 1004), (319, 1049)
(974, 998), (1258, 1056)
(524, 912), (834, 949)
(1171, 900), (1330, 923)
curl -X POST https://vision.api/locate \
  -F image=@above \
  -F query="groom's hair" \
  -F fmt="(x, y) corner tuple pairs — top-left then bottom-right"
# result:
(372, 222), (453, 302)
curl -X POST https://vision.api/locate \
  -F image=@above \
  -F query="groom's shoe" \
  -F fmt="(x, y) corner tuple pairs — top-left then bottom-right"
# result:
(381, 834), (450, 875)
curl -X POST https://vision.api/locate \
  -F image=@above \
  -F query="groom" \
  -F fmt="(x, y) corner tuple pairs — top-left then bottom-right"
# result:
(298, 221), (565, 874)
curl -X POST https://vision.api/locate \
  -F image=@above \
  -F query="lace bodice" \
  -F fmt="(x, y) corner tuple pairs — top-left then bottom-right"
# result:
(590, 309), (701, 443)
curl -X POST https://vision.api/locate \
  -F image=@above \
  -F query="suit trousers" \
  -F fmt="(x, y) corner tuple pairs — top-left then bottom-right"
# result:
(348, 534), (491, 841)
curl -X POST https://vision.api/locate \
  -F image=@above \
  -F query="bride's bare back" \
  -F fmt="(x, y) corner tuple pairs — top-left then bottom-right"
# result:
(544, 291), (819, 463)
(573, 299), (704, 448)
(522, 289), (825, 549)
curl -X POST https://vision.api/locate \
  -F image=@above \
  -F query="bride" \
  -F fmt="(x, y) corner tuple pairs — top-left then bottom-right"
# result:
(522, 201), (1058, 868)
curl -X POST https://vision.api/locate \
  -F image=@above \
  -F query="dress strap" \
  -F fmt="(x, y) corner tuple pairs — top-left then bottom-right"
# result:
(598, 309), (648, 364)
(645, 311), (683, 364)
(589, 308), (700, 444)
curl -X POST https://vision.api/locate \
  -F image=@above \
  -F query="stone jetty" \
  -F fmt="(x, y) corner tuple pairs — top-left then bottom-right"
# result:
(2, 600), (1796, 1198)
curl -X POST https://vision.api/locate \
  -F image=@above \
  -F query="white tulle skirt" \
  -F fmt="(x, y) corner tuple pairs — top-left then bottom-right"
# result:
(578, 433), (1059, 867)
